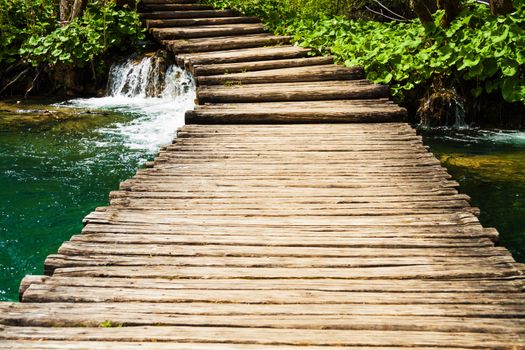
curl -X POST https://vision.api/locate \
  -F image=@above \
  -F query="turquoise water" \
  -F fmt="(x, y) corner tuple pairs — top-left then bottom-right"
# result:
(422, 128), (525, 262)
(0, 105), (150, 301)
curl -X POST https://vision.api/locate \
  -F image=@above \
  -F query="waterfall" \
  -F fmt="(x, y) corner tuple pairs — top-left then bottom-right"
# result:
(107, 53), (195, 99)
(65, 51), (196, 152)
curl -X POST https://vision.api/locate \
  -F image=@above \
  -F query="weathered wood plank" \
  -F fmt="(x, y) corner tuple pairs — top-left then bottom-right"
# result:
(197, 65), (364, 85)
(58, 242), (508, 259)
(17, 276), (524, 293)
(166, 34), (292, 53)
(5, 301), (525, 319)
(176, 46), (312, 67)
(192, 56), (334, 75)
(140, 9), (235, 19)
(146, 16), (261, 28)
(141, 3), (212, 11)
(2, 325), (525, 347)
(197, 80), (389, 103)
(151, 23), (265, 40)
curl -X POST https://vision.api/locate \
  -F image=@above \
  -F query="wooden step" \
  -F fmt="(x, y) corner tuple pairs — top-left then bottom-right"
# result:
(197, 65), (364, 85)
(146, 16), (260, 28)
(150, 23), (265, 40)
(166, 34), (292, 53)
(196, 80), (390, 103)
(140, 9), (235, 19)
(176, 46), (312, 67)
(142, 0), (198, 3)
(187, 100), (406, 123)
(2, 325), (525, 347)
(141, 3), (213, 11)
(192, 56), (334, 75)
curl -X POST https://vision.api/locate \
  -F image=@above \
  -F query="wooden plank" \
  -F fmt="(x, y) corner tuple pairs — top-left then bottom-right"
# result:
(140, 9), (236, 19)
(17, 277), (524, 293)
(146, 16), (260, 28)
(0, 341), (483, 350)
(22, 283), (525, 304)
(197, 64), (364, 85)
(2, 325), (524, 347)
(193, 56), (335, 75)
(5, 301), (525, 319)
(197, 80), (389, 103)
(142, 0), (199, 4)
(166, 34), (292, 53)
(3, 307), (525, 334)
(151, 23), (265, 40)
(44, 254), (516, 273)
(176, 46), (312, 67)
(58, 242), (507, 259)
(141, 3), (212, 11)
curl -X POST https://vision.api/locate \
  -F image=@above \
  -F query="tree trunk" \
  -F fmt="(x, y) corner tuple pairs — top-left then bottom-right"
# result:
(436, 0), (461, 27)
(410, 0), (433, 26)
(59, 0), (73, 22)
(490, 0), (514, 15)
(69, 0), (87, 21)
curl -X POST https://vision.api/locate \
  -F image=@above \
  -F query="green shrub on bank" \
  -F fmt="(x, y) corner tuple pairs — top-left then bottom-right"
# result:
(0, 0), (57, 65)
(203, 0), (525, 104)
(0, 0), (144, 68)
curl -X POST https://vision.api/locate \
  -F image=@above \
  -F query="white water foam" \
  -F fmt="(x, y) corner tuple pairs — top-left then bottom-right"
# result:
(64, 55), (196, 152)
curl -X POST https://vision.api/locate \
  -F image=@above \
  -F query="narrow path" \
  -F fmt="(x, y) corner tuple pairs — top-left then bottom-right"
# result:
(1, 0), (524, 348)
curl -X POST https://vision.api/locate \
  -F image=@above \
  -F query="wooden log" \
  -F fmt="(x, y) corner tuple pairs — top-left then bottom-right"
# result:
(18, 275), (50, 301)
(175, 46), (312, 67)
(166, 34), (292, 53)
(142, 0), (199, 4)
(192, 56), (335, 76)
(187, 104), (405, 123)
(0, 340), (488, 350)
(146, 16), (260, 28)
(10, 276), (524, 293)
(3, 304), (525, 334)
(196, 80), (389, 103)
(197, 64), (364, 85)
(140, 3), (213, 11)
(150, 23), (265, 40)
(23, 282), (525, 303)
(69, 232), (493, 248)
(2, 325), (525, 348)
(43, 254), (515, 275)
(140, 9), (235, 19)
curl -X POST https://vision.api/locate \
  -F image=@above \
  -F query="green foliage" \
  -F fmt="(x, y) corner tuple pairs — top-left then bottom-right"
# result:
(0, 0), (144, 68)
(202, 0), (525, 104)
(20, 1), (145, 67)
(99, 320), (122, 328)
(0, 0), (57, 65)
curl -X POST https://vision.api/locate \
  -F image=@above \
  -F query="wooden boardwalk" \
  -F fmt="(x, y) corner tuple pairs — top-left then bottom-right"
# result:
(1, 0), (525, 348)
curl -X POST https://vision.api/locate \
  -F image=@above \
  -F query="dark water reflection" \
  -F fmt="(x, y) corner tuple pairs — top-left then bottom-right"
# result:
(422, 128), (525, 262)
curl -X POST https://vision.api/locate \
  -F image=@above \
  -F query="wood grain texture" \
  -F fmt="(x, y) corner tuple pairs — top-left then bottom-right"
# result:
(3, 1), (524, 349)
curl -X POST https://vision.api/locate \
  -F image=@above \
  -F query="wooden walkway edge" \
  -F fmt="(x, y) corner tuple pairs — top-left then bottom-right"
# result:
(1, 0), (524, 348)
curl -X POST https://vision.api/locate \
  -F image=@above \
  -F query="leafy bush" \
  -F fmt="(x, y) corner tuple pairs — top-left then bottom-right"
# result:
(0, 0), (144, 68)
(20, 1), (144, 67)
(203, 0), (525, 104)
(0, 0), (57, 65)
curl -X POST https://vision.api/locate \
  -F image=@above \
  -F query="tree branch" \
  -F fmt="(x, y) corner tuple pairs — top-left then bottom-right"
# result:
(365, 6), (408, 22)
(373, 0), (408, 20)
(0, 68), (31, 96)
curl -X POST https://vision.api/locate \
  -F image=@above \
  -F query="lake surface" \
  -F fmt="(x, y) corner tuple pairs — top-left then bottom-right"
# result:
(422, 128), (525, 263)
(1, 99), (523, 301)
